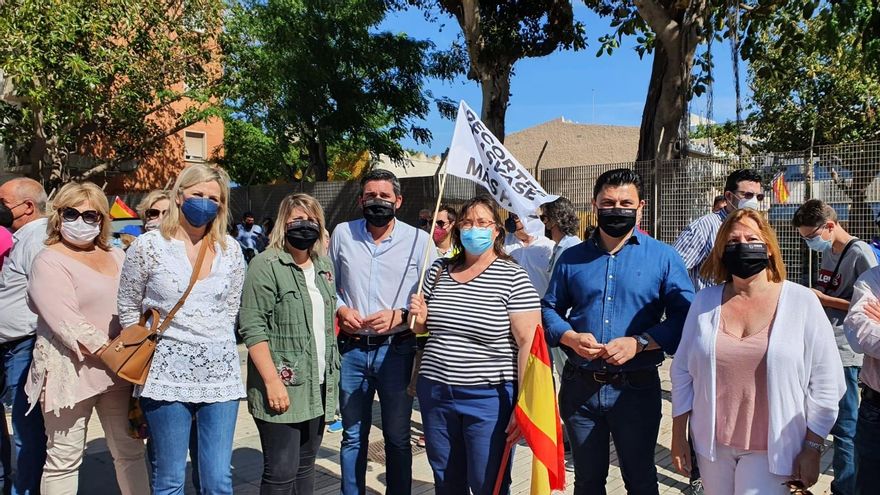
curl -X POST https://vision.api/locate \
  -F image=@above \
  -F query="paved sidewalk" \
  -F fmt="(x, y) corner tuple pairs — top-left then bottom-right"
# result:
(69, 356), (835, 494)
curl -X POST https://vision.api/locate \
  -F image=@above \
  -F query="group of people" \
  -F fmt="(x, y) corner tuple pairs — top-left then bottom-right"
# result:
(0, 162), (878, 495)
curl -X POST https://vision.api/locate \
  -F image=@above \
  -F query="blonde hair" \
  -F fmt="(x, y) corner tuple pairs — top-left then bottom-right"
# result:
(160, 164), (231, 249)
(701, 209), (787, 284)
(136, 189), (172, 218)
(45, 182), (112, 251)
(268, 193), (326, 256)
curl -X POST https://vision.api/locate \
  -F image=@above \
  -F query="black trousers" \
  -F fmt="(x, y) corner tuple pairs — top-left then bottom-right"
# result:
(255, 415), (326, 495)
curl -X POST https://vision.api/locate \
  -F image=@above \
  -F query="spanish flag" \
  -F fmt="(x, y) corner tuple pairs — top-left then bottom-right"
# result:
(772, 172), (790, 204)
(515, 325), (566, 494)
(110, 196), (138, 219)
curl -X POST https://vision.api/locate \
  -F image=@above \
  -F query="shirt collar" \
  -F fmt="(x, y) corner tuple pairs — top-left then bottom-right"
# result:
(589, 228), (642, 251)
(357, 218), (398, 243)
(717, 208), (729, 221)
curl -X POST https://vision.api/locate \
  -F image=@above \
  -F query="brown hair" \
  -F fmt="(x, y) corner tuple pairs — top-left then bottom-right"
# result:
(45, 182), (112, 251)
(448, 194), (511, 267)
(701, 209), (786, 283)
(268, 193), (327, 256)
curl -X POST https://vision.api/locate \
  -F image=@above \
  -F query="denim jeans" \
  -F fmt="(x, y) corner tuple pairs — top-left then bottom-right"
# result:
(338, 335), (415, 495)
(856, 393), (880, 494)
(1, 337), (46, 495)
(831, 366), (859, 495)
(140, 398), (239, 495)
(254, 416), (325, 495)
(559, 365), (662, 495)
(417, 377), (515, 495)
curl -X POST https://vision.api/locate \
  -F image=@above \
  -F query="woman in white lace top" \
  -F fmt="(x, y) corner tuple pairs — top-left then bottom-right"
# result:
(26, 182), (149, 495)
(117, 164), (246, 495)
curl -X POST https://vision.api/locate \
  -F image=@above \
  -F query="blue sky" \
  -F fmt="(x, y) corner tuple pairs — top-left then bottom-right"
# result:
(382, 3), (751, 155)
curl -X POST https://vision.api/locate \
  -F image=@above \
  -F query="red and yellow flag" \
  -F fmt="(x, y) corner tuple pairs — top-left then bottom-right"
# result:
(772, 172), (790, 204)
(110, 196), (138, 220)
(515, 325), (566, 494)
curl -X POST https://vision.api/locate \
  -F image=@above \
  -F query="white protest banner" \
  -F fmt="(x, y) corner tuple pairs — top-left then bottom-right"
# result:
(446, 100), (557, 236)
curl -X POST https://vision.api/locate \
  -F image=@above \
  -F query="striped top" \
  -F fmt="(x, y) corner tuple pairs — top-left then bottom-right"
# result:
(419, 258), (541, 386)
(672, 209), (728, 291)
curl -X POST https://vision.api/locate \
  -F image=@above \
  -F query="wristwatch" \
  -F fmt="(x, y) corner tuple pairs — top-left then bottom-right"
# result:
(804, 439), (824, 453)
(633, 333), (650, 353)
(400, 308), (410, 324)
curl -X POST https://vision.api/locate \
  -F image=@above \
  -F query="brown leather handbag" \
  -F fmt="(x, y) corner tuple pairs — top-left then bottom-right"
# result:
(101, 240), (209, 385)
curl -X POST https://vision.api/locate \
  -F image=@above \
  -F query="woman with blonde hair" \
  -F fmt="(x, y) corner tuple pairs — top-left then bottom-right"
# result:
(25, 181), (149, 494)
(135, 189), (172, 233)
(670, 209), (845, 494)
(117, 163), (246, 495)
(239, 193), (338, 495)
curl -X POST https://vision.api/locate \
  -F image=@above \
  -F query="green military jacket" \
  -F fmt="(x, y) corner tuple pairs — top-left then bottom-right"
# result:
(239, 247), (339, 423)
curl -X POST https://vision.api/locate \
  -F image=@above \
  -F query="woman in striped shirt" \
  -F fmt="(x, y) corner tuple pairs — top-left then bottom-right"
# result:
(409, 194), (541, 495)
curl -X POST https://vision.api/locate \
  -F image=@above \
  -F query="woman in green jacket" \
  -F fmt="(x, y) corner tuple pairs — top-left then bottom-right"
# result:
(239, 193), (339, 495)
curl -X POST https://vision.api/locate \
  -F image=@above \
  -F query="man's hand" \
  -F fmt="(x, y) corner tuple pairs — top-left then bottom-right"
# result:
(599, 337), (639, 366)
(337, 307), (364, 335)
(363, 309), (400, 334)
(560, 331), (604, 360)
(792, 446), (821, 489)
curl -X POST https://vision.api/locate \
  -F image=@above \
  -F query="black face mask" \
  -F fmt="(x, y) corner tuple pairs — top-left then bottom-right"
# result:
(363, 198), (395, 228)
(722, 242), (770, 280)
(504, 217), (517, 234)
(544, 228), (553, 239)
(597, 208), (637, 238)
(285, 220), (321, 251)
(418, 218), (429, 228)
(0, 203), (12, 229)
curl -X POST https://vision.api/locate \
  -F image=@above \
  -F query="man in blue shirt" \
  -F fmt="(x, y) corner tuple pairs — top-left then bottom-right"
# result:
(330, 169), (436, 495)
(542, 169), (694, 495)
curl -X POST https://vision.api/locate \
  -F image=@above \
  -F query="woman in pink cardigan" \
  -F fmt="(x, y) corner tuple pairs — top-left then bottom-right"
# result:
(670, 209), (845, 495)
(25, 182), (148, 495)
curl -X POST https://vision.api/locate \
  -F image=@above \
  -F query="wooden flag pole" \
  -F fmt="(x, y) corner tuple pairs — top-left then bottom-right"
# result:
(491, 439), (514, 495)
(409, 158), (449, 329)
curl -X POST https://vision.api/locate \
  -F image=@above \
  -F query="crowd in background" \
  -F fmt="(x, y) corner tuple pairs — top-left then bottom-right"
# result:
(0, 163), (879, 495)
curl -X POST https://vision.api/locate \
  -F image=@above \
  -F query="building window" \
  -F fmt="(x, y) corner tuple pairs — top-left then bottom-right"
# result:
(184, 131), (206, 162)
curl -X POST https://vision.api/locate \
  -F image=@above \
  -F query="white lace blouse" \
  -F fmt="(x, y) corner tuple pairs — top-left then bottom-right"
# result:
(117, 230), (246, 403)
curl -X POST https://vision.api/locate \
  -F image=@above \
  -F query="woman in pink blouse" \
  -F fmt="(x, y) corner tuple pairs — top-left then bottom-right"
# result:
(25, 182), (148, 495)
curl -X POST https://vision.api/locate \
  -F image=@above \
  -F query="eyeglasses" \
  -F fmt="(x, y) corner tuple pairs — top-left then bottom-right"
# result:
(60, 207), (101, 225)
(434, 220), (450, 228)
(459, 220), (496, 230)
(783, 480), (813, 495)
(800, 224), (826, 241)
(734, 190), (766, 202)
(144, 208), (168, 220)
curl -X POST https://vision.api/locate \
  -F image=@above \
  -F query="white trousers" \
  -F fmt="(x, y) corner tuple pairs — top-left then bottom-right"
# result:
(697, 444), (790, 495)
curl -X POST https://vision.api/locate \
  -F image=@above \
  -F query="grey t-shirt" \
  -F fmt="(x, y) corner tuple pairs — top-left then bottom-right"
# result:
(817, 239), (878, 367)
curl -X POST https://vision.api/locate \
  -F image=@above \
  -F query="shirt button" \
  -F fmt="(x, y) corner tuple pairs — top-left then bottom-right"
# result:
(609, 275), (613, 279)
(607, 297), (612, 301)
(605, 320), (609, 324)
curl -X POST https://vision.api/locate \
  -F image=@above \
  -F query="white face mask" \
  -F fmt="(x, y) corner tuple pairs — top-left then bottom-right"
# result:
(736, 196), (760, 210)
(60, 218), (101, 247)
(144, 219), (160, 232)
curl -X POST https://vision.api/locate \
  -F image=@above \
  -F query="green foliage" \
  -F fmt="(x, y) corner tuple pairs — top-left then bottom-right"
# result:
(690, 121), (750, 156)
(216, 115), (294, 185)
(747, 14), (880, 150)
(223, 0), (452, 181)
(0, 0), (224, 185)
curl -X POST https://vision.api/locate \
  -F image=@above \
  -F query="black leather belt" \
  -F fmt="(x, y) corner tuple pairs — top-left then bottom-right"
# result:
(340, 331), (414, 348)
(862, 384), (880, 407)
(566, 363), (657, 386)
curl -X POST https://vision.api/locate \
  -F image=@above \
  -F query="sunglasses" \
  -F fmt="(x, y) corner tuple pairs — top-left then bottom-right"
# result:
(783, 480), (813, 495)
(735, 190), (766, 202)
(434, 220), (450, 228)
(60, 207), (101, 225)
(144, 208), (168, 220)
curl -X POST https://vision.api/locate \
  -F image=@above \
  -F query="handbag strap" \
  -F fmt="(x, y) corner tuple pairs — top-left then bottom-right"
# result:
(158, 239), (210, 332)
(822, 238), (859, 294)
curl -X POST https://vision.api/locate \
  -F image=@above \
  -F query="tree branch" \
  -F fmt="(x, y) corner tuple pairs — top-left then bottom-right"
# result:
(634, 0), (679, 51)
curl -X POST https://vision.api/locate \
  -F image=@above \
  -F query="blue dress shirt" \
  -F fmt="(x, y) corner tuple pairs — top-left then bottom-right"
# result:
(330, 218), (436, 335)
(541, 229), (694, 371)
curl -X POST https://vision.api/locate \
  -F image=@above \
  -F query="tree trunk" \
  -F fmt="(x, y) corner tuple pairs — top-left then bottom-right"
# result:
(306, 137), (329, 181)
(479, 64), (512, 143)
(636, 42), (686, 162)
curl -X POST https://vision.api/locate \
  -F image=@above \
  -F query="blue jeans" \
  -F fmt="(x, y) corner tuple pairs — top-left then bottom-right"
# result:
(559, 365), (662, 495)
(1, 337), (46, 495)
(856, 393), (880, 494)
(417, 377), (515, 495)
(338, 335), (415, 495)
(831, 366), (859, 495)
(141, 398), (239, 495)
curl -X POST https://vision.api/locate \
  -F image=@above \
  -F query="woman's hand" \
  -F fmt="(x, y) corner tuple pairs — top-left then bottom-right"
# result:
(265, 378), (290, 414)
(505, 413), (522, 444)
(409, 293), (428, 326)
(792, 446), (821, 488)
(670, 426), (691, 477)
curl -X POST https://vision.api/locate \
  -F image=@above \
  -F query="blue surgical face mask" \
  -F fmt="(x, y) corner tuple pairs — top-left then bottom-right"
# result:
(804, 229), (832, 252)
(460, 227), (495, 255)
(180, 197), (219, 228)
